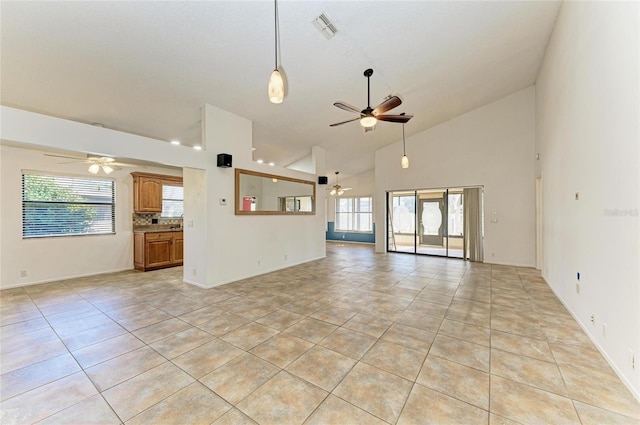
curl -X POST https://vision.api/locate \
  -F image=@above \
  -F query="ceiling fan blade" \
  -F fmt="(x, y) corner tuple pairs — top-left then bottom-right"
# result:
(376, 114), (413, 123)
(330, 117), (360, 127)
(373, 96), (402, 115)
(342, 187), (352, 191)
(111, 162), (138, 167)
(44, 153), (87, 160)
(57, 160), (90, 164)
(333, 102), (362, 114)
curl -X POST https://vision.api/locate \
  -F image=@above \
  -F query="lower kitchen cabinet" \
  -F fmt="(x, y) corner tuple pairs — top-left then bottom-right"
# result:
(134, 231), (183, 271)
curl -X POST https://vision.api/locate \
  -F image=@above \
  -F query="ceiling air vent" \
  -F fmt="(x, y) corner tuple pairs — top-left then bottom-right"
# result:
(312, 13), (338, 40)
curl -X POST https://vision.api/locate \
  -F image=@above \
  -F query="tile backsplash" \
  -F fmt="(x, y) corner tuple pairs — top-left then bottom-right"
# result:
(132, 213), (183, 228)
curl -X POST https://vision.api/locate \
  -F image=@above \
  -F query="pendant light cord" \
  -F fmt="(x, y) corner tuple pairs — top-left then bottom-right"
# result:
(402, 123), (406, 155)
(274, 0), (278, 70)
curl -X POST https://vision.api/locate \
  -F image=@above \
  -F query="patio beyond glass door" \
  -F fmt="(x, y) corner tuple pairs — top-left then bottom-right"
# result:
(387, 187), (476, 259)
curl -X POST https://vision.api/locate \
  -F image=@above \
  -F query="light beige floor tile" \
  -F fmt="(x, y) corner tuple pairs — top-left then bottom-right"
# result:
(318, 327), (377, 359)
(398, 384), (489, 425)
(430, 334), (490, 372)
(35, 394), (120, 425)
(558, 363), (640, 419)
(149, 327), (215, 359)
(333, 362), (413, 424)
(85, 346), (166, 391)
(286, 346), (356, 391)
(549, 342), (610, 369)
(361, 340), (426, 381)
(237, 371), (328, 425)
(491, 330), (554, 362)
(488, 412), (523, 425)
(304, 394), (388, 425)
(250, 334), (313, 368)
(49, 313), (115, 338)
(212, 408), (258, 425)
(178, 304), (228, 325)
(417, 355), (489, 410)
(573, 400), (640, 425)
(284, 317), (338, 343)
(342, 313), (392, 338)
(438, 318), (490, 346)
(172, 338), (244, 378)
(220, 322), (279, 350)
(489, 375), (581, 425)
(200, 353), (279, 404)
(0, 353), (81, 401)
(60, 321), (127, 351)
(1, 327), (61, 355)
(309, 307), (357, 326)
(490, 349), (567, 396)
(71, 332), (145, 369)
(196, 313), (253, 336)
(102, 362), (194, 422)
(0, 371), (97, 425)
(394, 311), (443, 332)
(381, 322), (435, 353)
(126, 382), (231, 425)
(0, 338), (69, 374)
(116, 309), (173, 332)
(131, 317), (192, 344)
(256, 309), (305, 330)
(0, 317), (50, 340)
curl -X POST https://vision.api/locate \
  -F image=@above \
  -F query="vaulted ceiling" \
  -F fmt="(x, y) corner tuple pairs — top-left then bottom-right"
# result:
(1, 1), (560, 179)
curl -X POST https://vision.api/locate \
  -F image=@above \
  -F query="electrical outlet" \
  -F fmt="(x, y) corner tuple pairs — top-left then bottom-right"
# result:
(257, 260), (261, 266)
(192, 268), (196, 276)
(284, 254), (288, 261)
(590, 314), (595, 325)
(20, 269), (27, 277)
(629, 349), (635, 370)
(602, 323), (607, 338)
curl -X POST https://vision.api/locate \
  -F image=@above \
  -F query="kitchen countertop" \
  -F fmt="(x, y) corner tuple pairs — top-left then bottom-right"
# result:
(133, 227), (183, 233)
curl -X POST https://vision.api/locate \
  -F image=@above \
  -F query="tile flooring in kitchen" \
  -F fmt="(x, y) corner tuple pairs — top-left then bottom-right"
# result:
(1, 243), (639, 424)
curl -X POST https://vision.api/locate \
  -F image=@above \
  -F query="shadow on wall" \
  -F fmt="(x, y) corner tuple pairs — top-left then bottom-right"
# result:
(326, 222), (375, 244)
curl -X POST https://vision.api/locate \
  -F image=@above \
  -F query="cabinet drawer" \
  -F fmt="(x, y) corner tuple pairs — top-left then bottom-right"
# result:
(145, 232), (174, 240)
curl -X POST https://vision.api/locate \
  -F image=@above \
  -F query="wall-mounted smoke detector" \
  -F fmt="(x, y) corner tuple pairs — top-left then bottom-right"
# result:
(312, 13), (338, 40)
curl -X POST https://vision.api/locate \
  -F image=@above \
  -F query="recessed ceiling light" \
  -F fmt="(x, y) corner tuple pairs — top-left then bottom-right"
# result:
(171, 140), (180, 145)
(193, 145), (202, 151)
(269, 162), (275, 166)
(257, 159), (264, 164)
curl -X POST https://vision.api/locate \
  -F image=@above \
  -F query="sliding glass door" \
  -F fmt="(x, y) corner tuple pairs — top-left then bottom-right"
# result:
(387, 187), (482, 260)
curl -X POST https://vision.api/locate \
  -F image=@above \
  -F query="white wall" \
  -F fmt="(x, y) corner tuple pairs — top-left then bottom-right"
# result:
(536, 1), (639, 396)
(375, 87), (536, 267)
(184, 104), (326, 288)
(0, 145), (181, 288)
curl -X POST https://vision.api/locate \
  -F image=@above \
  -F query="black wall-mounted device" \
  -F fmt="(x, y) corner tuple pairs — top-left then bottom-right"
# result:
(217, 153), (232, 168)
(318, 176), (328, 185)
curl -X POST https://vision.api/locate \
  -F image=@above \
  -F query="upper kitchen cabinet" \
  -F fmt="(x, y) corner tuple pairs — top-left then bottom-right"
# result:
(131, 172), (182, 213)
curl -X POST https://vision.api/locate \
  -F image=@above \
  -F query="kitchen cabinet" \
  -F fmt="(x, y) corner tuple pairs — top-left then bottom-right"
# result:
(134, 231), (183, 271)
(131, 172), (182, 213)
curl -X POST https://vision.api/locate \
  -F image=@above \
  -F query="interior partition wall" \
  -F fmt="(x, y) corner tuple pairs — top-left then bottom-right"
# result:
(387, 187), (483, 260)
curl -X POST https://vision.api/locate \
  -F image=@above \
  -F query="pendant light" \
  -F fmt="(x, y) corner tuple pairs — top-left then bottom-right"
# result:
(268, 0), (284, 103)
(401, 121), (409, 169)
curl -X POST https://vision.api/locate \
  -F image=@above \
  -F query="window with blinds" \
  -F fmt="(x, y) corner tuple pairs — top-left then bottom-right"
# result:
(162, 185), (184, 217)
(22, 172), (115, 238)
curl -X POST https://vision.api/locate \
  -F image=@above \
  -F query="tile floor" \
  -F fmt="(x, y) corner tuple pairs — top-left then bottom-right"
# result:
(1, 243), (639, 425)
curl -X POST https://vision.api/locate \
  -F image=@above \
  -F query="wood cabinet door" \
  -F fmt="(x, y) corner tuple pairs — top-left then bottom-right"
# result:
(137, 177), (163, 212)
(173, 232), (184, 263)
(145, 235), (173, 267)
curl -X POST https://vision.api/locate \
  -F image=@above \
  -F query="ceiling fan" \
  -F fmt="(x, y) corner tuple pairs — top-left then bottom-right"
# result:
(44, 153), (137, 174)
(328, 171), (352, 196)
(330, 68), (413, 132)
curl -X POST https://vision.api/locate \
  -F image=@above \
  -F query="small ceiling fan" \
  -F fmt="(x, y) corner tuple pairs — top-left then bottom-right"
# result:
(330, 68), (413, 132)
(44, 153), (137, 174)
(328, 171), (352, 196)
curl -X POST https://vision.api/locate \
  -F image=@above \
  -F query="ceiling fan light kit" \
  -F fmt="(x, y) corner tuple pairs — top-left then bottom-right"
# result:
(268, 0), (285, 104)
(328, 171), (351, 196)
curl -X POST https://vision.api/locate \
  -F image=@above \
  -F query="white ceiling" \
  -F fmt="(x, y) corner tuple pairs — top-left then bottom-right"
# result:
(1, 1), (560, 180)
